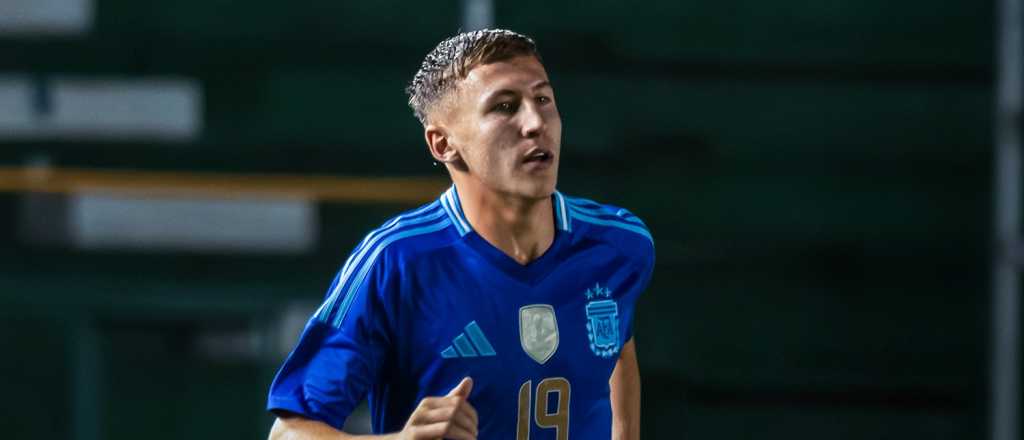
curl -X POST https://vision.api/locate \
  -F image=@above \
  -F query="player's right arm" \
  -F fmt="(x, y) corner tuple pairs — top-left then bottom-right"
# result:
(268, 378), (479, 440)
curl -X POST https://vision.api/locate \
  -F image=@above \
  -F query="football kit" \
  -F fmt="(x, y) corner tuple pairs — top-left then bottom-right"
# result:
(268, 186), (654, 439)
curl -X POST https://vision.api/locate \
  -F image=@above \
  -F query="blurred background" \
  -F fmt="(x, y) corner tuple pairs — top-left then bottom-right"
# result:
(0, 0), (1007, 438)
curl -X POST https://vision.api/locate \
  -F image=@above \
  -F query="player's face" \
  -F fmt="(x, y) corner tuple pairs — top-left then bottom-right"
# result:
(444, 55), (562, 200)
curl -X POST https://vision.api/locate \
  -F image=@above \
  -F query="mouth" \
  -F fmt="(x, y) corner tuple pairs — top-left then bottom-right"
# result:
(522, 148), (555, 166)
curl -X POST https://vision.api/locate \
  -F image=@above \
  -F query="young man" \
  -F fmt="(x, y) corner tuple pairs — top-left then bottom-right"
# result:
(267, 29), (654, 440)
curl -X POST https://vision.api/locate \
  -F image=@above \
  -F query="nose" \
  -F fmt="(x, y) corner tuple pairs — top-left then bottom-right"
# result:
(520, 102), (545, 138)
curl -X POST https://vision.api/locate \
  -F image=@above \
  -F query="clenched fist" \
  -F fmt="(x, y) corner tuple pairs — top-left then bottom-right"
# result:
(397, 377), (479, 440)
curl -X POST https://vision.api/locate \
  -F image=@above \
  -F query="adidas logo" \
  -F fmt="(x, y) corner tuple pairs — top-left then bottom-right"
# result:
(441, 321), (496, 358)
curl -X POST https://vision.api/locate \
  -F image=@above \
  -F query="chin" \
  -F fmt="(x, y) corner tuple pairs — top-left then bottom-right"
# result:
(516, 177), (557, 200)
(482, 171), (558, 201)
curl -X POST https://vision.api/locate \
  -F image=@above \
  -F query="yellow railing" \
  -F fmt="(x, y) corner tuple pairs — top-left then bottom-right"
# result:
(0, 166), (449, 203)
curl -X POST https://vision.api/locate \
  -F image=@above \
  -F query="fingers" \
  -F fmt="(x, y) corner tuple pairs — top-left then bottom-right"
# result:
(450, 402), (477, 437)
(460, 398), (478, 427)
(447, 377), (473, 398)
(440, 420), (476, 440)
(412, 398), (478, 436)
(460, 398), (479, 426)
(403, 380), (479, 440)
(410, 420), (477, 440)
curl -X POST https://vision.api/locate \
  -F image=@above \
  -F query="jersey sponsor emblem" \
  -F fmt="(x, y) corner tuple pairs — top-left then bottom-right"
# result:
(441, 321), (497, 359)
(519, 304), (559, 364)
(584, 283), (620, 358)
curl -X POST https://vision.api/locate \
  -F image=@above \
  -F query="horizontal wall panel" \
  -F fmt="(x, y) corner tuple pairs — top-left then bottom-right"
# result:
(552, 76), (990, 157)
(69, 194), (316, 253)
(15, 192), (318, 255)
(49, 77), (201, 140)
(204, 69), (422, 148)
(0, 318), (71, 439)
(102, 329), (268, 440)
(0, 76), (34, 130)
(0, 0), (92, 35)
(0, 76), (202, 141)
(646, 400), (972, 439)
(96, 0), (458, 46)
(202, 71), (988, 158)
(502, 0), (990, 67)
(636, 272), (984, 389)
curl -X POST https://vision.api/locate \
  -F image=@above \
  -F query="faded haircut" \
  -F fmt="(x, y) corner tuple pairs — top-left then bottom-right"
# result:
(406, 29), (541, 125)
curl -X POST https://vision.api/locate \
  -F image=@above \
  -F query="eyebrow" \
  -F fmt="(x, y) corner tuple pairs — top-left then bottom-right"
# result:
(482, 81), (553, 103)
(485, 90), (518, 102)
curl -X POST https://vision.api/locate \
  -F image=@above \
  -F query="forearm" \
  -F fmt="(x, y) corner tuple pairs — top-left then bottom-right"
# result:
(609, 338), (641, 440)
(269, 414), (398, 440)
(270, 378), (477, 440)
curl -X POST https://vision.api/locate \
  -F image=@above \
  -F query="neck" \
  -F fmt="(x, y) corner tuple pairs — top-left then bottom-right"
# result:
(453, 179), (555, 265)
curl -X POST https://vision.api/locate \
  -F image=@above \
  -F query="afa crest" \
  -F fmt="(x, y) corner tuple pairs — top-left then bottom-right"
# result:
(584, 283), (620, 358)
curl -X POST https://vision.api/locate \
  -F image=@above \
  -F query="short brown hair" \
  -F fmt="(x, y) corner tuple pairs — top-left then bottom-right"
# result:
(406, 29), (541, 124)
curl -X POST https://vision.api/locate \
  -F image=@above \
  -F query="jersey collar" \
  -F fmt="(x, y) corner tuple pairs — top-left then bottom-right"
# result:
(440, 185), (572, 237)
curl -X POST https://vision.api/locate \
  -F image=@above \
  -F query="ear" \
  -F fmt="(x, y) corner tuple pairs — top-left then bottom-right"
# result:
(425, 124), (461, 164)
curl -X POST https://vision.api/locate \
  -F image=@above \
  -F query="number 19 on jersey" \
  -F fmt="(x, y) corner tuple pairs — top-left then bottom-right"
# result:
(517, 377), (570, 440)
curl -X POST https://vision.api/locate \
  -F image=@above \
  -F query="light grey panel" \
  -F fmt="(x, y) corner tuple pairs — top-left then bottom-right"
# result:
(0, 0), (93, 35)
(48, 77), (202, 141)
(0, 76), (34, 134)
(69, 194), (316, 253)
(0, 76), (203, 141)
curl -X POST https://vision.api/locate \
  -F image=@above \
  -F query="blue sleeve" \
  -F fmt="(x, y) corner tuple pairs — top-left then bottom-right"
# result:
(267, 251), (395, 430)
(621, 233), (655, 344)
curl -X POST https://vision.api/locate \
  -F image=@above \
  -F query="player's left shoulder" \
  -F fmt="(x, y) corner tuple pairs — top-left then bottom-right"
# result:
(557, 191), (655, 265)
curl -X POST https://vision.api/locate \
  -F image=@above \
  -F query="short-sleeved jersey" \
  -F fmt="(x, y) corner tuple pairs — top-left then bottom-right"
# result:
(268, 186), (655, 439)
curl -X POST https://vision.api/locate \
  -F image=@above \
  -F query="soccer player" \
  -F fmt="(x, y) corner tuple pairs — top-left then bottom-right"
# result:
(267, 29), (654, 440)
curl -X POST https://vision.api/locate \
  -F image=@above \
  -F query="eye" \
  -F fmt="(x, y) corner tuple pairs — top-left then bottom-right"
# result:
(536, 96), (552, 105)
(493, 101), (518, 114)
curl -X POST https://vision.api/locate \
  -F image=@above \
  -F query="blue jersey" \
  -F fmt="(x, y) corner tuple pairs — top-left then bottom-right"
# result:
(268, 186), (655, 439)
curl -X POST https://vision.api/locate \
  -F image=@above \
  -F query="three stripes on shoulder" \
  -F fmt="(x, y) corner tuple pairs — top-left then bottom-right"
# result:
(564, 196), (652, 244)
(315, 201), (449, 327)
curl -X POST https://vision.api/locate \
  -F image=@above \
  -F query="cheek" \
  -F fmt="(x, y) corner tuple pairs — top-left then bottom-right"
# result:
(550, 118), (562, 140)
(477, 122), (517, 158)
(461, 120), (526, 177)
(547, 109), (563, 136)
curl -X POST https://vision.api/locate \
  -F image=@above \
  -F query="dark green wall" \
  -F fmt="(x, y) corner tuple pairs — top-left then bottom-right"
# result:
(0, 0), (997, 438)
